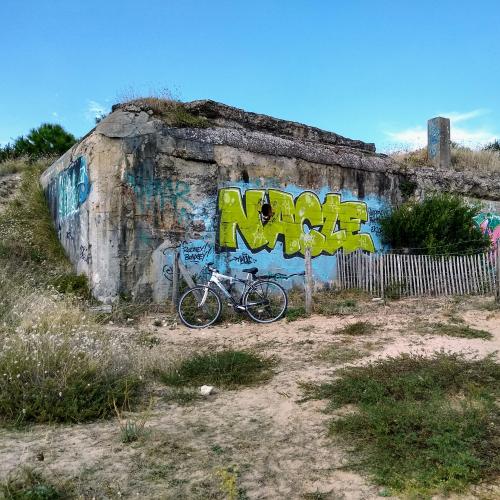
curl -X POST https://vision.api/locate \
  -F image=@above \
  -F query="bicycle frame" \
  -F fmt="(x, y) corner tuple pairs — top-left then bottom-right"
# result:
(200, 270), (257, 310)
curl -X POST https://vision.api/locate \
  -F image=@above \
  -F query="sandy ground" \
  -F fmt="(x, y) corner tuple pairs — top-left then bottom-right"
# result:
(0, 296), (499, 499)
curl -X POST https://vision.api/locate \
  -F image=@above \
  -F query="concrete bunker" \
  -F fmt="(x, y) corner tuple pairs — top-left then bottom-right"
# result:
(40, 100), (500, 303)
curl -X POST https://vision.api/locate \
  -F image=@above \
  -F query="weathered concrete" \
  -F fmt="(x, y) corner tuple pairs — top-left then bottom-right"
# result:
(428, 116), (451, 169)
(40, 100), (500, 303)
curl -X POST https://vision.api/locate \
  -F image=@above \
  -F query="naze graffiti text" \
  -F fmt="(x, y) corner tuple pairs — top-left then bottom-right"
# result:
(218, 188), (375, 257)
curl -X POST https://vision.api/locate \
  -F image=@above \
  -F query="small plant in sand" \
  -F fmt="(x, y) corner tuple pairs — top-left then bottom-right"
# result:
(216, 466), (242, 500)
(337, 321), (375, 336)
(114, 400), (152, 443)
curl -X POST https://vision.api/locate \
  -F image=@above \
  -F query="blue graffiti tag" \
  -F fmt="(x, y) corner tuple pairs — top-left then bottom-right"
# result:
(126, 173), (194, 214)
(56, 157), (91, 219)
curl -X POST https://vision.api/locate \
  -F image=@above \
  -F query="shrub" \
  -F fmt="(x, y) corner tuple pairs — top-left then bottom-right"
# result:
(10, 123), (76, 159)
(0, 330), (142, 425)
(156, 350), (274, 388)
(379, 193), (490, 255)
(51, 273), (90, 299)
(484, 139), (500, 152)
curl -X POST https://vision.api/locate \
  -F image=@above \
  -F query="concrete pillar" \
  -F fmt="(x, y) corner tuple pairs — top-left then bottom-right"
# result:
(427, 117), (451, 168)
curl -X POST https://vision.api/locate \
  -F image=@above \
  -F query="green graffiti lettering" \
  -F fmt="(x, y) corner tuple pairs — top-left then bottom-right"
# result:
(218, 188), (267, 249)
(263, 190), (299, 254)
(218, 188), (375, 257)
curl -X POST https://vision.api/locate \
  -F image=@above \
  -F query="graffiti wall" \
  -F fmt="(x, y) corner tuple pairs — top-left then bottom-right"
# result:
(142, 180), (387, 292)
(474, 212), (500, 248)
(51, 156), (90, 221)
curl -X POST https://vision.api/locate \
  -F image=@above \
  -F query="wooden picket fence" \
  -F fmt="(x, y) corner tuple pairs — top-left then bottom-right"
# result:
(337, 249), (500, 298)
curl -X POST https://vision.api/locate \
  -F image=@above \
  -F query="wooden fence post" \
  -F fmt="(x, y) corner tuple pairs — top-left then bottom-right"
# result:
(496, 244), (500, 303)
(304, 246), (313, 315)
(171, 251), (179, 306)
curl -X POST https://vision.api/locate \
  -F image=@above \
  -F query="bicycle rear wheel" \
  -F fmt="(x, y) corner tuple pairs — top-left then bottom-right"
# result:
(243, 280), (287, 323)
(178, 286), (222, 328)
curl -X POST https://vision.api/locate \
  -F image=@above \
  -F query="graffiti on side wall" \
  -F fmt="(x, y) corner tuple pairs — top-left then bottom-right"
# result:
(57, 156), (90, 219)
(218, 187), (375, 257)
(126, 173), (194, 221)
(474, 213), (500, 247)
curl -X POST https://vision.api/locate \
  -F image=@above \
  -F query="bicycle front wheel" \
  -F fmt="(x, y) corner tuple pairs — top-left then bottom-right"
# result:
(178, 286), (222, 328)
(243, 280), (287, 323)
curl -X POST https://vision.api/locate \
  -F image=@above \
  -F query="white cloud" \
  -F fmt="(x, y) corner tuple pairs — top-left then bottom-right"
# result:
(385, 109), (497, 151)
(85, 100), (108, 121)
(443, 109), (489, 124)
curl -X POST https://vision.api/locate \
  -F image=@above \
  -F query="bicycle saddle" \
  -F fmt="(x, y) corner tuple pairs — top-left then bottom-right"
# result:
(242, 267), (259, 275)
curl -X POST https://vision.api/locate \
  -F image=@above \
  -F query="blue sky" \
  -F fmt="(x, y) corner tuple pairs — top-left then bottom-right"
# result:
(1, 0), (499, 152)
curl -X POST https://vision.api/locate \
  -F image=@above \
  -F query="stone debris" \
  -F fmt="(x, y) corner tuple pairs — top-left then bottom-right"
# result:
(200, 385), (214, 396)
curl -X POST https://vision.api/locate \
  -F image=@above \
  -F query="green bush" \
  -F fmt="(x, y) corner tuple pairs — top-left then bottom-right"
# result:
(483, 139), (500, 151)
(8, 123), (76, 159)
(51, 273), (90, 299)
(157, 350), (274, 388)
(379, 194), (490, 255)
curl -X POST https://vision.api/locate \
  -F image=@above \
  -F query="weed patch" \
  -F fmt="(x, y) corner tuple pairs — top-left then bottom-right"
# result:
(1, 467), (70, 499)
(156, 350), (274, 389)
(337, 321), (375, 336)
(286, 307), (308, 322)
(51, 273), (90, 299)
(0, 327), (142, 425)
(318, 346), (367, 365)
(164, 387), (202, 405)
(304, 352), (500, 496)
(121, 98), (209, 128)
(431, 322), (492, 340)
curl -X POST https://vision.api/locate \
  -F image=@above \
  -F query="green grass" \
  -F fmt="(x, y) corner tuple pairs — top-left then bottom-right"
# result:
(304, 352), (500, 497)
(336, 321), (375, 336)
(1, 467), (70, 499)
(0, 163), (68, 267)
(164, 387), (202, 405)
(431, 322), (492, 340)
(156, 350), (275, 389)
(51, 273), (91, 299)
(286, 306), (308, 321)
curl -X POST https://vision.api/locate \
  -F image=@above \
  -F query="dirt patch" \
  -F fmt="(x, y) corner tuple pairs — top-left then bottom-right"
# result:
(0, 296), (499, 498)
(0, 173), (20, 213)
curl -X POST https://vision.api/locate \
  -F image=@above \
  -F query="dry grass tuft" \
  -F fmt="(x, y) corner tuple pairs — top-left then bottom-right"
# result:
(116, 88), (209, 128)
(391, 146), (500, 175)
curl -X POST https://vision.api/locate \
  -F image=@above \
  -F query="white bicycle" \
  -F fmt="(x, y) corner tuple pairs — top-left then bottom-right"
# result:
(177, 262), (290, 328)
